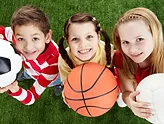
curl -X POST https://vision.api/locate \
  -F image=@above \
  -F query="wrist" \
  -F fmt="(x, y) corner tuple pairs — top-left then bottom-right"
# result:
(125, 96), (132, 109)
(122, 91), (132, 108)
(9, 85), (19, 93)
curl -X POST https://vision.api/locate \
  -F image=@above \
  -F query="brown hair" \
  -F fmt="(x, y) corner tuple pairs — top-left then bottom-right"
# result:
(11, 5), (50, 36)
(58, 13), (112, 71)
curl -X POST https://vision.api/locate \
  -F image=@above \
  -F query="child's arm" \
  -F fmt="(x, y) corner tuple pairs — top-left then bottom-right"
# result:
(117, 68), (151, 119)
(7, 42), (59, 105)
(0, 26), (8, 40)
(0, 81), (19, 93)
(0, 26), (15, 43)
(117, 68), (135, 104)
(58, 55), (72, 107)
(116, 64), (151, 119)
(114, 50), (151, 118)
(58, 55), (72, 83)
(7, 62), (59, 105)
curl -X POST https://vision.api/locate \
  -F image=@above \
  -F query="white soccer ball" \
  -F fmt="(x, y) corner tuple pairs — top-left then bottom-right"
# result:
(0, 39), (22, 88)
(136, 73), (164, 124)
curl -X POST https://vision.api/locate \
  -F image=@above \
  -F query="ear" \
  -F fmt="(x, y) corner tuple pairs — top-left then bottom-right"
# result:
(45, 29), (52, 43)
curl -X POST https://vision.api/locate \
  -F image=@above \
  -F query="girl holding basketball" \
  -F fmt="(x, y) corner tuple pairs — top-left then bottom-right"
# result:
(58, 13), (114, 83)
(113, 7), (164, 119)
(57, 13), (126, 107)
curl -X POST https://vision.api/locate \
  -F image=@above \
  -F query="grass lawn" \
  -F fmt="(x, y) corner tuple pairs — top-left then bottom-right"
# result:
(0, 0), (163, 123)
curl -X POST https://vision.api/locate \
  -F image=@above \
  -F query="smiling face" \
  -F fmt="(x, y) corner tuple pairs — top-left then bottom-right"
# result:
(67, 22), (100, 62)
(14, 24), (51, 60)
(118, 20), (154, 66)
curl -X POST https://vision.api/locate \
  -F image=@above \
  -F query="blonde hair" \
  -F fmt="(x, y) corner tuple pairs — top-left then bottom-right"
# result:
(113, 7), (164, 82)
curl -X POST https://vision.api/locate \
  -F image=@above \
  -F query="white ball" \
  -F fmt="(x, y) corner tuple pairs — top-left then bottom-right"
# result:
(0, 39), (22, 87)
(136, 73), (164, 124)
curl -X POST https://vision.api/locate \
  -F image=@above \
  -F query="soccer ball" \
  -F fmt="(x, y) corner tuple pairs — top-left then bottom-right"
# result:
(0, 39), (22, 88)
(136, 73), (164, 124)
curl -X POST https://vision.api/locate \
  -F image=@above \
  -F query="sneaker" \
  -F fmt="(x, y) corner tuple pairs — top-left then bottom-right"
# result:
(54, 84), (64, 96)
(16, 71), (31, 81)
(16, 71), (26, 81)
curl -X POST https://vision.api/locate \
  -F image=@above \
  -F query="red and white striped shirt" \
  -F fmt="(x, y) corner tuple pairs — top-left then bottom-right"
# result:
(0, 26), (59, 105)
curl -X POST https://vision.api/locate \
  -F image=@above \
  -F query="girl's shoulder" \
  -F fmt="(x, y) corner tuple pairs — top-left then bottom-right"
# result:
(113, 50), (123, 69)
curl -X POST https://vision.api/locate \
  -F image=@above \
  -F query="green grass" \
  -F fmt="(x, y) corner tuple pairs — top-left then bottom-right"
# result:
(0, 0), (163, 123)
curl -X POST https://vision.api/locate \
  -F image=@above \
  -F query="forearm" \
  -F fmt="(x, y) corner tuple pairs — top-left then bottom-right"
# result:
(122, 91), (132, 108)
(8, 78), (46, 105)
(8, 87), (35, 105)
(8, 80), (46, 105)
(8, 84), (19, 93)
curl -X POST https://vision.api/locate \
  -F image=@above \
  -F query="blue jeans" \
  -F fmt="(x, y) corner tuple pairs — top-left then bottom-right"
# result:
(23, 72), (62, 87)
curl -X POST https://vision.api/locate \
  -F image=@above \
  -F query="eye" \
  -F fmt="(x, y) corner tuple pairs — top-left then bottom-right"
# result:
(72, 37), (79, 42)
(32, 37), (39, 41)
(72, 38), (77, 41)
(17, 37), (24, 41)
(122, 41), (129, 45)
(87, 35), (93, 39)
(136, 37), (144, 42)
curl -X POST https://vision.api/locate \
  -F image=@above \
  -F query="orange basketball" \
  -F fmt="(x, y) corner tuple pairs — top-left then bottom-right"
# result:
(64, 62), (119, 117)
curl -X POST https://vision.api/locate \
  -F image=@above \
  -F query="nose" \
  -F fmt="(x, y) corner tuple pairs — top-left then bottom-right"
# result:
(24, 41), (33, 51)
(79, 38), (87, 48)
(129, 45), (139, 54)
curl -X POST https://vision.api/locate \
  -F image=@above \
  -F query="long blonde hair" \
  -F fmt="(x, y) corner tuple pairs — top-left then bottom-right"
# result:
(113, 7), (164, 82)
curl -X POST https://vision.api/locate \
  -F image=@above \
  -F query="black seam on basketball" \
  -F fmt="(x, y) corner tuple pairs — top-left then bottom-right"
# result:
(76, 105), (112, 112)
(65, 85), (118, 101)
(66, 65), (107, 93)
(81, 64), (92, 117)
(65, 63), (117, 117)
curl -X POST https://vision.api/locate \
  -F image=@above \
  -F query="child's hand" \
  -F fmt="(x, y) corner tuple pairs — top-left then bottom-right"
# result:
(0, 86), (9, 93)
(0, 34), (4, 39)
(0, 81), (19, 93)
(126, 91), (152, 119)
(7, 80), (19, 93)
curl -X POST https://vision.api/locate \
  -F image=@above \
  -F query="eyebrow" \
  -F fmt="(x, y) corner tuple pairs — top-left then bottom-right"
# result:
(31, 33), (41, 36)
(135, 35), (143, 38)
(121, 35), (143, 41)
(15, 33), (40, 37)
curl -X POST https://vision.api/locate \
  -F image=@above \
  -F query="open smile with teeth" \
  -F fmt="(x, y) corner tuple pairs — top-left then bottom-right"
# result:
(78, 48), (91, 54)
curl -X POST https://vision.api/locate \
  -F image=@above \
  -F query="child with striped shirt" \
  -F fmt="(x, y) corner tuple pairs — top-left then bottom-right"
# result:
(0, 5), (63, 105)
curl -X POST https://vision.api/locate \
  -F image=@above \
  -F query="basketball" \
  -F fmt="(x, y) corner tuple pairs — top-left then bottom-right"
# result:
(64, 62), (119, 117)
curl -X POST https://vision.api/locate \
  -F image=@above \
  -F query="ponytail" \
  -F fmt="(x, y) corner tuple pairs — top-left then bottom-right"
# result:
(58, 36), (74, 69)
(100, 30), (114, 73)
